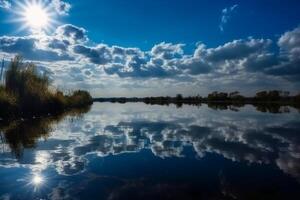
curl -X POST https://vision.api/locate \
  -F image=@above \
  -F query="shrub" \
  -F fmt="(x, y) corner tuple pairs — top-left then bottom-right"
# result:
(67, 90), (93, 108)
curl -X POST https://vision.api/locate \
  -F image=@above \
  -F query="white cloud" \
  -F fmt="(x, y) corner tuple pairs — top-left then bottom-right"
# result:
(219, 4), (239, 32)
(151, 42), (184, 59)
(55, 24), (88, 44)
(50, 0), (71, 15)
(0, 0), (11, 9)
(278, 26), (300, 60)
(266, 27), (300, 77)
(0, 35), (72, 61)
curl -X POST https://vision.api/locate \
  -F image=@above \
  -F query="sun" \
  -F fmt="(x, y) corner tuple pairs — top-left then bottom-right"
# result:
(24, 4), (49, 29)
(11, 0), (57, 33)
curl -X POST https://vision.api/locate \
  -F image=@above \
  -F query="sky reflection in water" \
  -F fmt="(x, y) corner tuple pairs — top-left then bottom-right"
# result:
(0, 103), (300, 200)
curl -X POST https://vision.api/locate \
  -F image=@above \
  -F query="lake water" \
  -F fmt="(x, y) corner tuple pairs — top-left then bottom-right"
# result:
(0, 103), (300, 200)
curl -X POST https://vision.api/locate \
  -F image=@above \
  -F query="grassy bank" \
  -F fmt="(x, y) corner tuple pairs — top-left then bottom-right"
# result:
(0, 56), (93, 119)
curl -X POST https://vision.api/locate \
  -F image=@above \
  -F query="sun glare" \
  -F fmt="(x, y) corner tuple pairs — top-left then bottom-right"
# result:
(11, 0), (56, 33)
(24, 4), (49, 29)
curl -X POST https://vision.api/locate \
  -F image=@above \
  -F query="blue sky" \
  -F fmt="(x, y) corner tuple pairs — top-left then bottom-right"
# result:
(0, 0), (300, 97)
(68, 0), (300, 49)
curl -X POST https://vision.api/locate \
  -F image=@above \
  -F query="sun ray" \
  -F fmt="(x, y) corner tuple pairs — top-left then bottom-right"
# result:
(8, 0), (59, 34)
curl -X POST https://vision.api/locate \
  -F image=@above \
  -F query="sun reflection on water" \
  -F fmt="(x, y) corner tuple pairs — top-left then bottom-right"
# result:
(27, 173), (46, 192)
(32, 174), (44, 185)
(28, 151), (49, 190)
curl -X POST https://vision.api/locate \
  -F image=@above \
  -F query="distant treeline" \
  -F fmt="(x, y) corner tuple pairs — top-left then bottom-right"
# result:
(0, 56), (93, 119)
(94, 91), (300, 112)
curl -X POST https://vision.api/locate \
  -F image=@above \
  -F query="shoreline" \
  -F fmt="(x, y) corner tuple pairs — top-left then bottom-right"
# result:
(93, 97), (300, 113)
(93, 97), (300, 105)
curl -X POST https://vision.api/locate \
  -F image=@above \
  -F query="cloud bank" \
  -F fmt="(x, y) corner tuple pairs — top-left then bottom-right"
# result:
(0, 23), (300, 96)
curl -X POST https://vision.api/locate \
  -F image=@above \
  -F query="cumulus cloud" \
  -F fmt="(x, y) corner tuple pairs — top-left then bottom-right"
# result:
(219, 4), (239, 32)
(73, 44), (112, 65)
(203, 39), (272, 62)
(151, 42), (184, 60)
(0, 35), (72, 61)
(55, 24), (88, 44)
(0, 0), (11, 9)
(71, 35), (284, 79)
(72, 40), (231, 78)
(0, 24), (88, 61)
(242, 53), (279, 72)
(266, 27), (300, 77)
(266, 60), (300, 78)
(73, 42), (180, 78)
(278, 26), (300, 59)
(47, 38), (70, 51)
(187, 38), (274, 75)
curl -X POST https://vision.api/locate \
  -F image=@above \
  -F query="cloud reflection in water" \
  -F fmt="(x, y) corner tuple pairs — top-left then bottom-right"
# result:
(0, 103), (300, 190)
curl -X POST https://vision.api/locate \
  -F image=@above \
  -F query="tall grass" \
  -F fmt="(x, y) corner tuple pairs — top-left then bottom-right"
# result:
(0, 85), (17, 117)
(0, 56), (92, 118)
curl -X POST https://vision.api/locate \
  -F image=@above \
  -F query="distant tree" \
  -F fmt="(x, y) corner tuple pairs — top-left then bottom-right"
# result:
(255, 90), (282, 101)
(207, 91), (228, 101)
(268, 90), (281, 101)
(281, 91), (290, 98)
(219, 92), (228, 99)
(229, 91), (240, 98)
(176, 94), (183, 101)
(255, 91), (268, 99)
(295, 93), (300, 102)
(229, 91), (245, 100)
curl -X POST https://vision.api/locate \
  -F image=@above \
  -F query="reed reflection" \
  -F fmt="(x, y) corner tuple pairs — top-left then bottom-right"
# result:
(0, 106), (91, 158)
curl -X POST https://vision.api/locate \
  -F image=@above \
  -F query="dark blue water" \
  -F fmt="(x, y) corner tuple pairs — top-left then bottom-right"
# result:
(0, 103), (300, 200)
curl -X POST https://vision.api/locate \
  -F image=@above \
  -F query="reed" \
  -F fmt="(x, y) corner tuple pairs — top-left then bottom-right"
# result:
(0, 56), (92, 119)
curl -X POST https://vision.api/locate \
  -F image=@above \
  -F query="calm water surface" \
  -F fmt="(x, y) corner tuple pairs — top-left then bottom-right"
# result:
(0, 103), (300, 200)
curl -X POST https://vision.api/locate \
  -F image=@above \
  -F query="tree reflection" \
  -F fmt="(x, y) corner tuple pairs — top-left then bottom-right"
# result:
(0, 106), (91, 158)
(206, 102), (292, 113)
